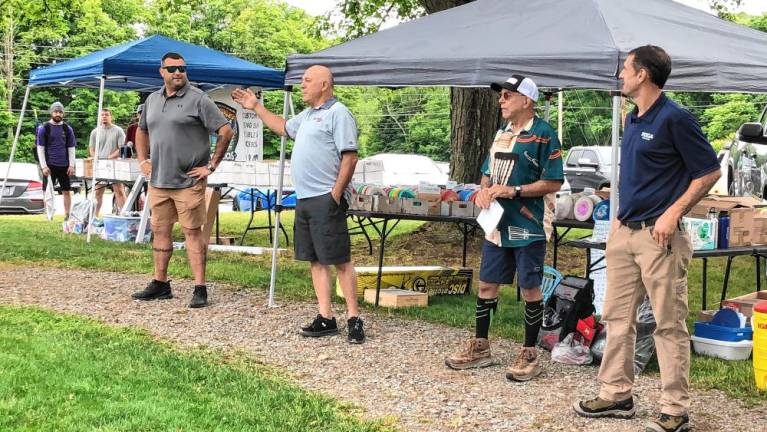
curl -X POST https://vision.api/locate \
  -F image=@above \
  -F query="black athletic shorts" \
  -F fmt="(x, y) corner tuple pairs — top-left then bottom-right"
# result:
(42, 165), (72, 192)
(294, 192), (351, 265)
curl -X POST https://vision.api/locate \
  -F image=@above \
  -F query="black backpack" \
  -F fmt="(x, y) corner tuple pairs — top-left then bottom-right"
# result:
(540, 275), (595, 344)
(34, 122), (73, 163)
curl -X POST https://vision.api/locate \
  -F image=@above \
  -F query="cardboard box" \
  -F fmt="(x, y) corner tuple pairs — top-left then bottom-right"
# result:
(752, 209), (767, 245)
(451, 201), (475, 218)
(350, 194), (374, 211)
(363, 288), (428, 308)
(401, 198), (429, 215)
(690, 196), (766, 247)
(373, 196), (402, 213)
(682, 217), (717, 250)
(114, 159), (141, 181)
(75, 158), (93, 177)
(721, 291), (767, 318)
(336, 266), (473, 297)
(94, 159), (115, 179)
(697, 310), (717, 322)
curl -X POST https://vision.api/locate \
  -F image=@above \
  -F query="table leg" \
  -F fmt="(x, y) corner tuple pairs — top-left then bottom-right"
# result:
(701, 258), (708, 311)
(239, 189), (256, 246)
(719, 256), (734, 308)
(374, 219), (389, 307)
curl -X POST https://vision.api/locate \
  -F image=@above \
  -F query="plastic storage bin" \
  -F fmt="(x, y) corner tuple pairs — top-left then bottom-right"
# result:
(753, 300), (767, 390)
(693, 321), (752, 342)
(102, 215), (151, 243)
(691, 336), (753, 361)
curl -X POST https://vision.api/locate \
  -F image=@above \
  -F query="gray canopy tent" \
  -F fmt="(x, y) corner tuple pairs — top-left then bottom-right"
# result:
(285, 0), (767, 222)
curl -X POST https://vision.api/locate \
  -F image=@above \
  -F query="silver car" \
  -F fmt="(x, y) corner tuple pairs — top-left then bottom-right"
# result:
(0, 162), (45, 214)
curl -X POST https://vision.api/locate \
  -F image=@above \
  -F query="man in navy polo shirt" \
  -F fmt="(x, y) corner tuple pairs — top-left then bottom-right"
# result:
(574, 45), (720, 432)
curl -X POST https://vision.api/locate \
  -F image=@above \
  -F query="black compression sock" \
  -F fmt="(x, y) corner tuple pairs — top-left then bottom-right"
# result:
(475, 297), (498, 339)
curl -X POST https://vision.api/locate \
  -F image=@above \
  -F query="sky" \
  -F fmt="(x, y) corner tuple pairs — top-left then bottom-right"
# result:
(284, 0), (767, 17)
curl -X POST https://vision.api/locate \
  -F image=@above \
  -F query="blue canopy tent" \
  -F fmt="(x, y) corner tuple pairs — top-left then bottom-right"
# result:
(2, 35), (291, 306)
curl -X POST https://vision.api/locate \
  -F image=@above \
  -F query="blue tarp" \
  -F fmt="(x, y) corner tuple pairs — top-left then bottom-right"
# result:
(29, 35), (284, 91)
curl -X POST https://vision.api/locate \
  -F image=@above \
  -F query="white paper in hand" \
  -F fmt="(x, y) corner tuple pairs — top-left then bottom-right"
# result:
(476, 200), (504, 236)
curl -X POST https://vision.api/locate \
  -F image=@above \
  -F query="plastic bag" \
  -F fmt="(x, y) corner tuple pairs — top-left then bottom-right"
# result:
(634, 296), (657, 374)
(551, 332), (593, 365)
(70, 199), (93, 225)
(589, 296), (657, 375)
(44, 175), (56, 221)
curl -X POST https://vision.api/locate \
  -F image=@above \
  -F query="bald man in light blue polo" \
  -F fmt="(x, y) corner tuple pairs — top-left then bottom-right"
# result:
(232, 65), (365, 344)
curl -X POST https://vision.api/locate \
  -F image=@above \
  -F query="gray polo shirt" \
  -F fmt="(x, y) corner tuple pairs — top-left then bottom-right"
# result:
(139, 82), (228, 188)
(285, 98), (358, 199)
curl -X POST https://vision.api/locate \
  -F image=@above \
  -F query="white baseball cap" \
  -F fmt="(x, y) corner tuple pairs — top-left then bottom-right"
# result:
(491, 74), (539, 102)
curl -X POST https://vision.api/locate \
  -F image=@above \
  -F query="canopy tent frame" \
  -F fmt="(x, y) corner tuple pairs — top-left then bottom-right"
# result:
(1, 35), (288, 307)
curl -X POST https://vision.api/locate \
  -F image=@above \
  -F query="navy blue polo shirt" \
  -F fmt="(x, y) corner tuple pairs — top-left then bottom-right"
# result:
(618, 93), (718, 222)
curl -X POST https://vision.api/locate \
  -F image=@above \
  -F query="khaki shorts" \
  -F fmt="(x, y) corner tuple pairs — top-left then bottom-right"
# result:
(149, 180), (207, 229)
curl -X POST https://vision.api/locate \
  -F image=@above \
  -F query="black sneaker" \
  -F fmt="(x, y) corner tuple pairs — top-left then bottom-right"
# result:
(347, 316), (365, 344)
(188, 285), (208, 308)
(300, 314), (339, 337)
(131, 280), (173, 301)
(572, 396), (635, 419)
(645, 414), (690, 432)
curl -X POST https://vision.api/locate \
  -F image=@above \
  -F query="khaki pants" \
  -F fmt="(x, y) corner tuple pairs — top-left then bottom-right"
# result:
(597, 224), (693, 416)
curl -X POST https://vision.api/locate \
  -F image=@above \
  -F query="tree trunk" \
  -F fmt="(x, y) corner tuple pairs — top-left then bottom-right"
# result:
(449, 88), (501, 183)
(422, 0), (499, 183)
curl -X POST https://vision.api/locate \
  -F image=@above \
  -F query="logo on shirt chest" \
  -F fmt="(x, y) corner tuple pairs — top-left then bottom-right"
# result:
(314, 116), (324, 123)
(641, 131), (654, 141)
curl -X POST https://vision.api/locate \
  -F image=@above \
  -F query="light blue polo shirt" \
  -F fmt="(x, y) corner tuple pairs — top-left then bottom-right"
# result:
(285, 98), (359, 199)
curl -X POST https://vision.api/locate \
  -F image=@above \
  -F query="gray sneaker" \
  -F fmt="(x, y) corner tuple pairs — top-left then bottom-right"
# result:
(444, 338), (493, 370)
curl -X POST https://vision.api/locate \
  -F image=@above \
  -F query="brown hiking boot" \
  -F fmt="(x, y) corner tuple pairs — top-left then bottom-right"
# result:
(444, 338), (493, 370)
(645, 413), (690, 432)
(505, 347), (542, 381)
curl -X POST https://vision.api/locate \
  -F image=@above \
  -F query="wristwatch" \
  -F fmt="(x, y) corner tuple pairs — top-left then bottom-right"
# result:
(207, 161), (216, 172)
(513, 186), (522, 198)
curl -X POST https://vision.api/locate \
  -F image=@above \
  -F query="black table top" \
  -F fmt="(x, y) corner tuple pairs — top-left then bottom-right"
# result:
(564, 239), (765, 258)
(347, 209), (478, 224)
(553, 219), (596, 229)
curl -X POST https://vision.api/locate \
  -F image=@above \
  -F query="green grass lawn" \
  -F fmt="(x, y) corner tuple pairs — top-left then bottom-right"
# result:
(0, 213), (765, 406)
(0, 305), (389, 431)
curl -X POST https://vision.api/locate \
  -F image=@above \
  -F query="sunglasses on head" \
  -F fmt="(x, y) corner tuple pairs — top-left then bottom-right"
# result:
(162, 65), (187, 73)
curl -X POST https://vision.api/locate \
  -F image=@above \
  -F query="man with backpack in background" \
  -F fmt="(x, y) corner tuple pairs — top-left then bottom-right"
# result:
(36, 101), (77, 220)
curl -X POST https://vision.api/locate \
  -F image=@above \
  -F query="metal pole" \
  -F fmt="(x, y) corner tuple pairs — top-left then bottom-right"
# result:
(267, 86), (293, 307)
(87, 76), (106, 243)
(557, 90), (564, 143)
(609, 91), (621, 222)
(0, 86), (30, 208)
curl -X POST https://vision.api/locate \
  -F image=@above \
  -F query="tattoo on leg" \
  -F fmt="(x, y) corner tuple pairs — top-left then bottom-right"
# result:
(152, 247), (173, 252)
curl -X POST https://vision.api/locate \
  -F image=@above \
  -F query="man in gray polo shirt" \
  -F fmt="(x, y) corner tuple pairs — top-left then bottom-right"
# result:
(131, 52), (233, 308)
(232, 65), (365, 344)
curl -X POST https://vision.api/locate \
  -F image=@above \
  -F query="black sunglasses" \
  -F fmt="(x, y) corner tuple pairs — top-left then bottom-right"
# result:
(162, 65), (187, 73)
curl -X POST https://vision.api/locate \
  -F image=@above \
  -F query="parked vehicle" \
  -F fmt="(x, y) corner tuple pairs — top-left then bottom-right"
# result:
(362, 153), (448, 186)
(727, 104), (767, 198)
(0, 162), (45, 214)
(563, 146), (614, 193)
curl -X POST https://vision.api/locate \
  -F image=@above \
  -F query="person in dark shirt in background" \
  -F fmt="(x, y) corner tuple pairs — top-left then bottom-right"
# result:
(36, 101), (77, 219)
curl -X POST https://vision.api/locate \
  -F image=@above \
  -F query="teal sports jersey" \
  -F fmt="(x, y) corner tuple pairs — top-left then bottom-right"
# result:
(481, 116), (564, 248)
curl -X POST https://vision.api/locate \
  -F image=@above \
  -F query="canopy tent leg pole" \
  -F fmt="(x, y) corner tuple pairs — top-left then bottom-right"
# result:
(557, 90), (564, 143)
(609, 91), (621, 222)
(543, 91), (552, 122)
(87, 76), (106, 243)
(0, 86), (30, 208)
(267, 86), (293, 308)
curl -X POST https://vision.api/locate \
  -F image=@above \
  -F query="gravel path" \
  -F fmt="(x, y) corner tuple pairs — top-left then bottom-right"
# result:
(0, 264), (763, 431)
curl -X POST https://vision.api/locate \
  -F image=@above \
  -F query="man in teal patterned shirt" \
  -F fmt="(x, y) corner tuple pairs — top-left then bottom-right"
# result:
(445, 75), (564, 382)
